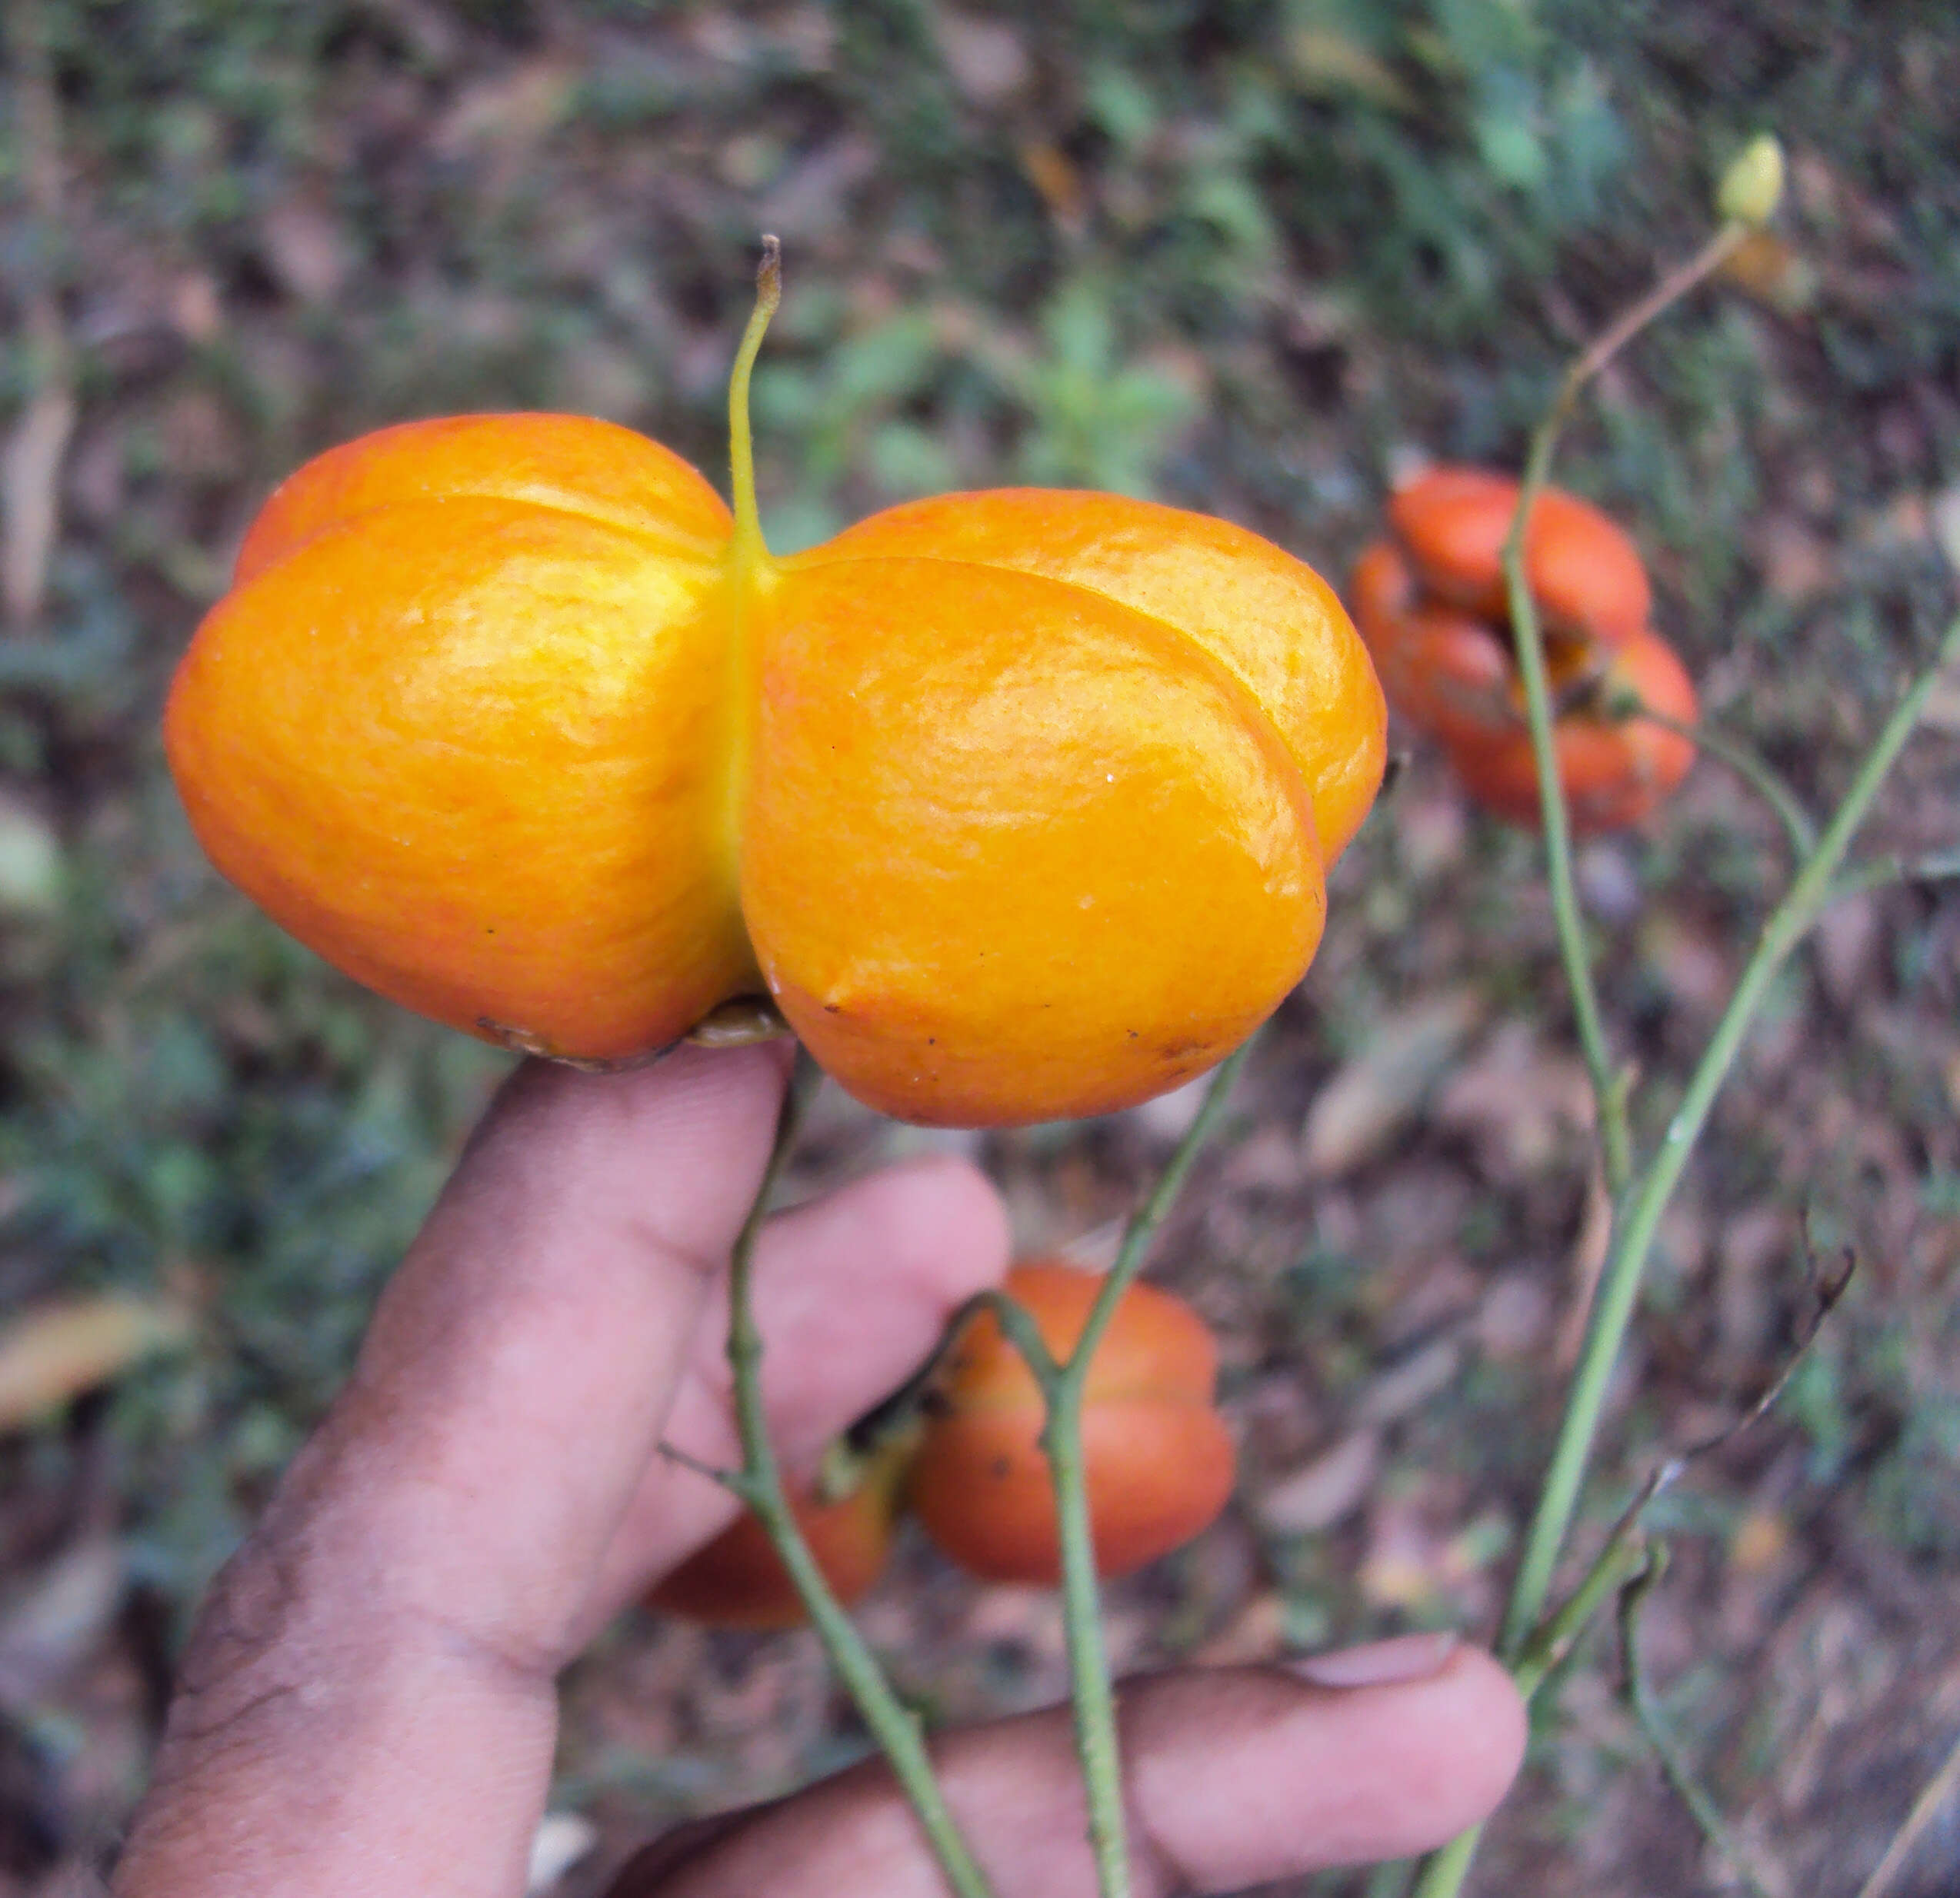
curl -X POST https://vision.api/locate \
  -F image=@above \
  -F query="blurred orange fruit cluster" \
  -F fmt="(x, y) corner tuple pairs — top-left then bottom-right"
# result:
(1351, 466), (1697, 833)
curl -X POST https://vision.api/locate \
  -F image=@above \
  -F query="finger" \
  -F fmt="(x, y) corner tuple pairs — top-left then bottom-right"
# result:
(117, 1046), (789, 1898)
(582, 1154), (1011, 1633)
(609, 1641), (1526, 1898)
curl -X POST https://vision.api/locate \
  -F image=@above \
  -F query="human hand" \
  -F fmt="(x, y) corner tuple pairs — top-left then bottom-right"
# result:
(113, 1045), (1525, 1898)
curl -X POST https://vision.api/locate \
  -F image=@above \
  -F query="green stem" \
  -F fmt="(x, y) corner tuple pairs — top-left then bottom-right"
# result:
(1625, 698), (1818, 860)
(727, 1049), (997, 1898)
(727, 235), (780, 574)
(1412, 617), (1958, 1898)
(1511, 1527), (1648, 1704)
(1501, 611), (1958, 1662)
(1502, 221), (1748, 1202)
(1502, 454), (1632, 1197)
(1020, 1041), (1256, 1898)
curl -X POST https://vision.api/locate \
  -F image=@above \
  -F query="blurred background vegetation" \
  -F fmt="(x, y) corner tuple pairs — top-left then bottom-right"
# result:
(0, 1), (1956, 1892)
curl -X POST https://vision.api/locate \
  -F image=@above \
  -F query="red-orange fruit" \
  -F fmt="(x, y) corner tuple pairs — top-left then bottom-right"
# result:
(647, 1477), (899, 1633)
(1386, 465), (1652, 648)
(908, 1259), (1235, 1583)
(1349, 464), (1697, 834)
(1438, 624), (1700, 832)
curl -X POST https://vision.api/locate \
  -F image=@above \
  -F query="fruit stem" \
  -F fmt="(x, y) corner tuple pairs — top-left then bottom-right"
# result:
(724, 1047), (998, 1898)
(1611, 692), (1818, 860)
(728, 235), (782, 577)
(1502, 221), (1748, 1205)
(1009, 1038), (1256, 1898)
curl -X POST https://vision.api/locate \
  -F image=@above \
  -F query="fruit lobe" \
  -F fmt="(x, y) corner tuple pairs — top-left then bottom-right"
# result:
(1386, 465), (1651, 648)
(908, 1259), (1235, 1583)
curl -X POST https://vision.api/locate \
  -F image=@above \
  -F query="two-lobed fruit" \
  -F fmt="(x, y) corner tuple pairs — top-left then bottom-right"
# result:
(165, 410), (1385, 1128)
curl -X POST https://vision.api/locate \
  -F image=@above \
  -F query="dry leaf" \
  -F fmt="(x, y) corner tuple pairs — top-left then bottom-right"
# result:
(1019, 142), (1087, 232)
(2, 382), (75, 628)
(0, 793), (62, 919)
(260, 196), (354, 305)
(0, 1295), (193, 1432)
(1432, 1020), (1592, 1181)
(432, 58), (578, 160)
(935, 12), (1030, 106)
(0, 1537), (124, 1710)
(1286, 29), (1416, 112)
(1191, 1590), (1285, 1665)
(1258, 1429), (1380, 1536)
(1352, 1337), (1462, 1427)
(1302, 988), (1485, 1177)
(1813, 888), (1882, 1007)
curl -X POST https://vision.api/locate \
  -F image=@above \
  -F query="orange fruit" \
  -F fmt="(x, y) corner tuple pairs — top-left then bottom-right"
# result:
(647, 1473), (901, 1633)
(166, 270), (1385, 1126)
(1385, 465), (1651, 648)
(1348, 465), (1696, 834)
(908, 1260), (1235, 1583)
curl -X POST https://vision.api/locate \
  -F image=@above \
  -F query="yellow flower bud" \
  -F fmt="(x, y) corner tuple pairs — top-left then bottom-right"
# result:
(1718, 135), (1785, 230)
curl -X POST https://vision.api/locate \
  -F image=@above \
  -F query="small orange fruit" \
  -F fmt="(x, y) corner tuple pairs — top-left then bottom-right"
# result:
(908, 1259), (1235, 1583)
(647, 1473), (901, 1632)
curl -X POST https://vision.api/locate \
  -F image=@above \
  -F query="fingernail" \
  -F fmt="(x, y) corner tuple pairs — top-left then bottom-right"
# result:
(1288, 1630), (1458, 1689)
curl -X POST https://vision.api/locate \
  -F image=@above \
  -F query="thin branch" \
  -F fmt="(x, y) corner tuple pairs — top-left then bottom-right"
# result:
(1618, 1547), (1785, 1898)
(1510, 1528), (1647, 1704)
(1824, 849), (1960, 907)
(1554, 226), (1748, 428)
(1500, 618), (1955, 1661)
(1616, 695), (1818, 861)
(724, 1051), (997, 1898)
(1855, 1724), (1960, 1898)
(1502, 483), (1632, 1196)
(1511, 1247), (1852, 1703)
(1417, 620), (1960, 1898)
(1499, 220), (1750, 1205)
(998, 1038), (1257, 1898)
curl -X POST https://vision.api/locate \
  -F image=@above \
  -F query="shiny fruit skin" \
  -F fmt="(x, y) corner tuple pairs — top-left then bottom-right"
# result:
(908, 1260), (1235, 1584)
(646, 1480), (897, 1632)
(167, 421), (1386, 1126)
(1350, 465), (1697, 834)
(166, 415), (756, 1061)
